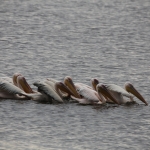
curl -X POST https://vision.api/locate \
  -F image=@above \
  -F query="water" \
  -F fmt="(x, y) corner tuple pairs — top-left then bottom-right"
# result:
(0, 0), (150, 149)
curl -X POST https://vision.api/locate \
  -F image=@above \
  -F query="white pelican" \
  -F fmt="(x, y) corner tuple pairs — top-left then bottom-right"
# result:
(13, 73), (36, 93)
(91, 78), (113, 103)
(94, 80), (148, 105)
(0, 78), (34, 100)
(0, 73), (46, 100)
(33, 78), (75, 103)
(0, 73), (35, 93)
(63, 76), (118, 105)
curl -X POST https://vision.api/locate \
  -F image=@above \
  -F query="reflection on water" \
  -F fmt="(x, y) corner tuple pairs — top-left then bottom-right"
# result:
(0, 0), (150, 149)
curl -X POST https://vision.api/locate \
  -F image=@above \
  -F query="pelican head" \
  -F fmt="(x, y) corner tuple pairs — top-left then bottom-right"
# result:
(55, 81), (74, 98)
(125, 82), (148, 105)
(17, 75), (34, 93)
(64, 76), (81, 98)
(96, 84), (119, 105)
(13, 73), (22, 86)
(91, 78), (99, 90)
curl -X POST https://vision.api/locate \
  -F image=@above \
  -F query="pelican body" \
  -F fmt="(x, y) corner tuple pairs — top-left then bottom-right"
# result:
(0, 73), (44, 101)
(33, 78), (75, 103)
(33, 80), (63, 103)
(95, 80), (148, 105)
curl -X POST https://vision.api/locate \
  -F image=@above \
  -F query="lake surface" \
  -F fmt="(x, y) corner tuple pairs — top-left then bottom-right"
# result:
(0, 0), (150, 149)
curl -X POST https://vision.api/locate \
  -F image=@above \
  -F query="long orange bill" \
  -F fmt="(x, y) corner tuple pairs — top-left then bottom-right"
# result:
(125, 82), (148, 106)
(13, 73), (22, 86)
(91, 78), (99, 91)
(55, 82), (74, 98)
(97, 84), (120, 105)
(64, 76), (81, 98)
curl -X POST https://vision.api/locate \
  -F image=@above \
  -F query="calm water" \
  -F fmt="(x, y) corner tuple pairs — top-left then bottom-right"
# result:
(0, 0), (150, 149)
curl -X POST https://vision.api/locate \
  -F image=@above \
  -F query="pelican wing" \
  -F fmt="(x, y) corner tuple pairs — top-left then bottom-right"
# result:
(75, 83), (92, 89)
(33, 81), (63, 103)
(109, 90), (132, 104)
(105, 84), (133, 98)
(44, 80), (56, 90)
(77, 87), (99, 102)
(71, 95), (96, 104)
(46, 78), (58, 84)
(0, 81), (24, 94)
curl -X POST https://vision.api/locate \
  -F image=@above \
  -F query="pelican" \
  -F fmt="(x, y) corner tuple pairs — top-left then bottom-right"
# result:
(0, 73), (34, 93)
(45, 78), (72, 99)
(33, 78), (74, 103)
(13, 73), (36, 93)
(63, 76), (118, 105)
(0, 80), (31, 100)
(0, 73), (46, 100)
(93, 79), (148, 105)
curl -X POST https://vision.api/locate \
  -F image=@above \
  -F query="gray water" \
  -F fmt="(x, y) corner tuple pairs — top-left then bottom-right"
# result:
(0, 0), (150, 149)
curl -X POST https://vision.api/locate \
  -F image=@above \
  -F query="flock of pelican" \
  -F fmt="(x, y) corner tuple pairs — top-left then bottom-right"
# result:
(0, 73), (148, 106)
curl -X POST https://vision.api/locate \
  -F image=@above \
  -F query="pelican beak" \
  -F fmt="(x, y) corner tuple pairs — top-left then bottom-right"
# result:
(13, 73), (22, 86)
(55, 82), (74, 96)
(97, 84), (119, 105)
(17, 76), (33, 93)
(125, 82), (148, 105)
(91, 78), (99, 91)
(64, 76), (81, 98)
